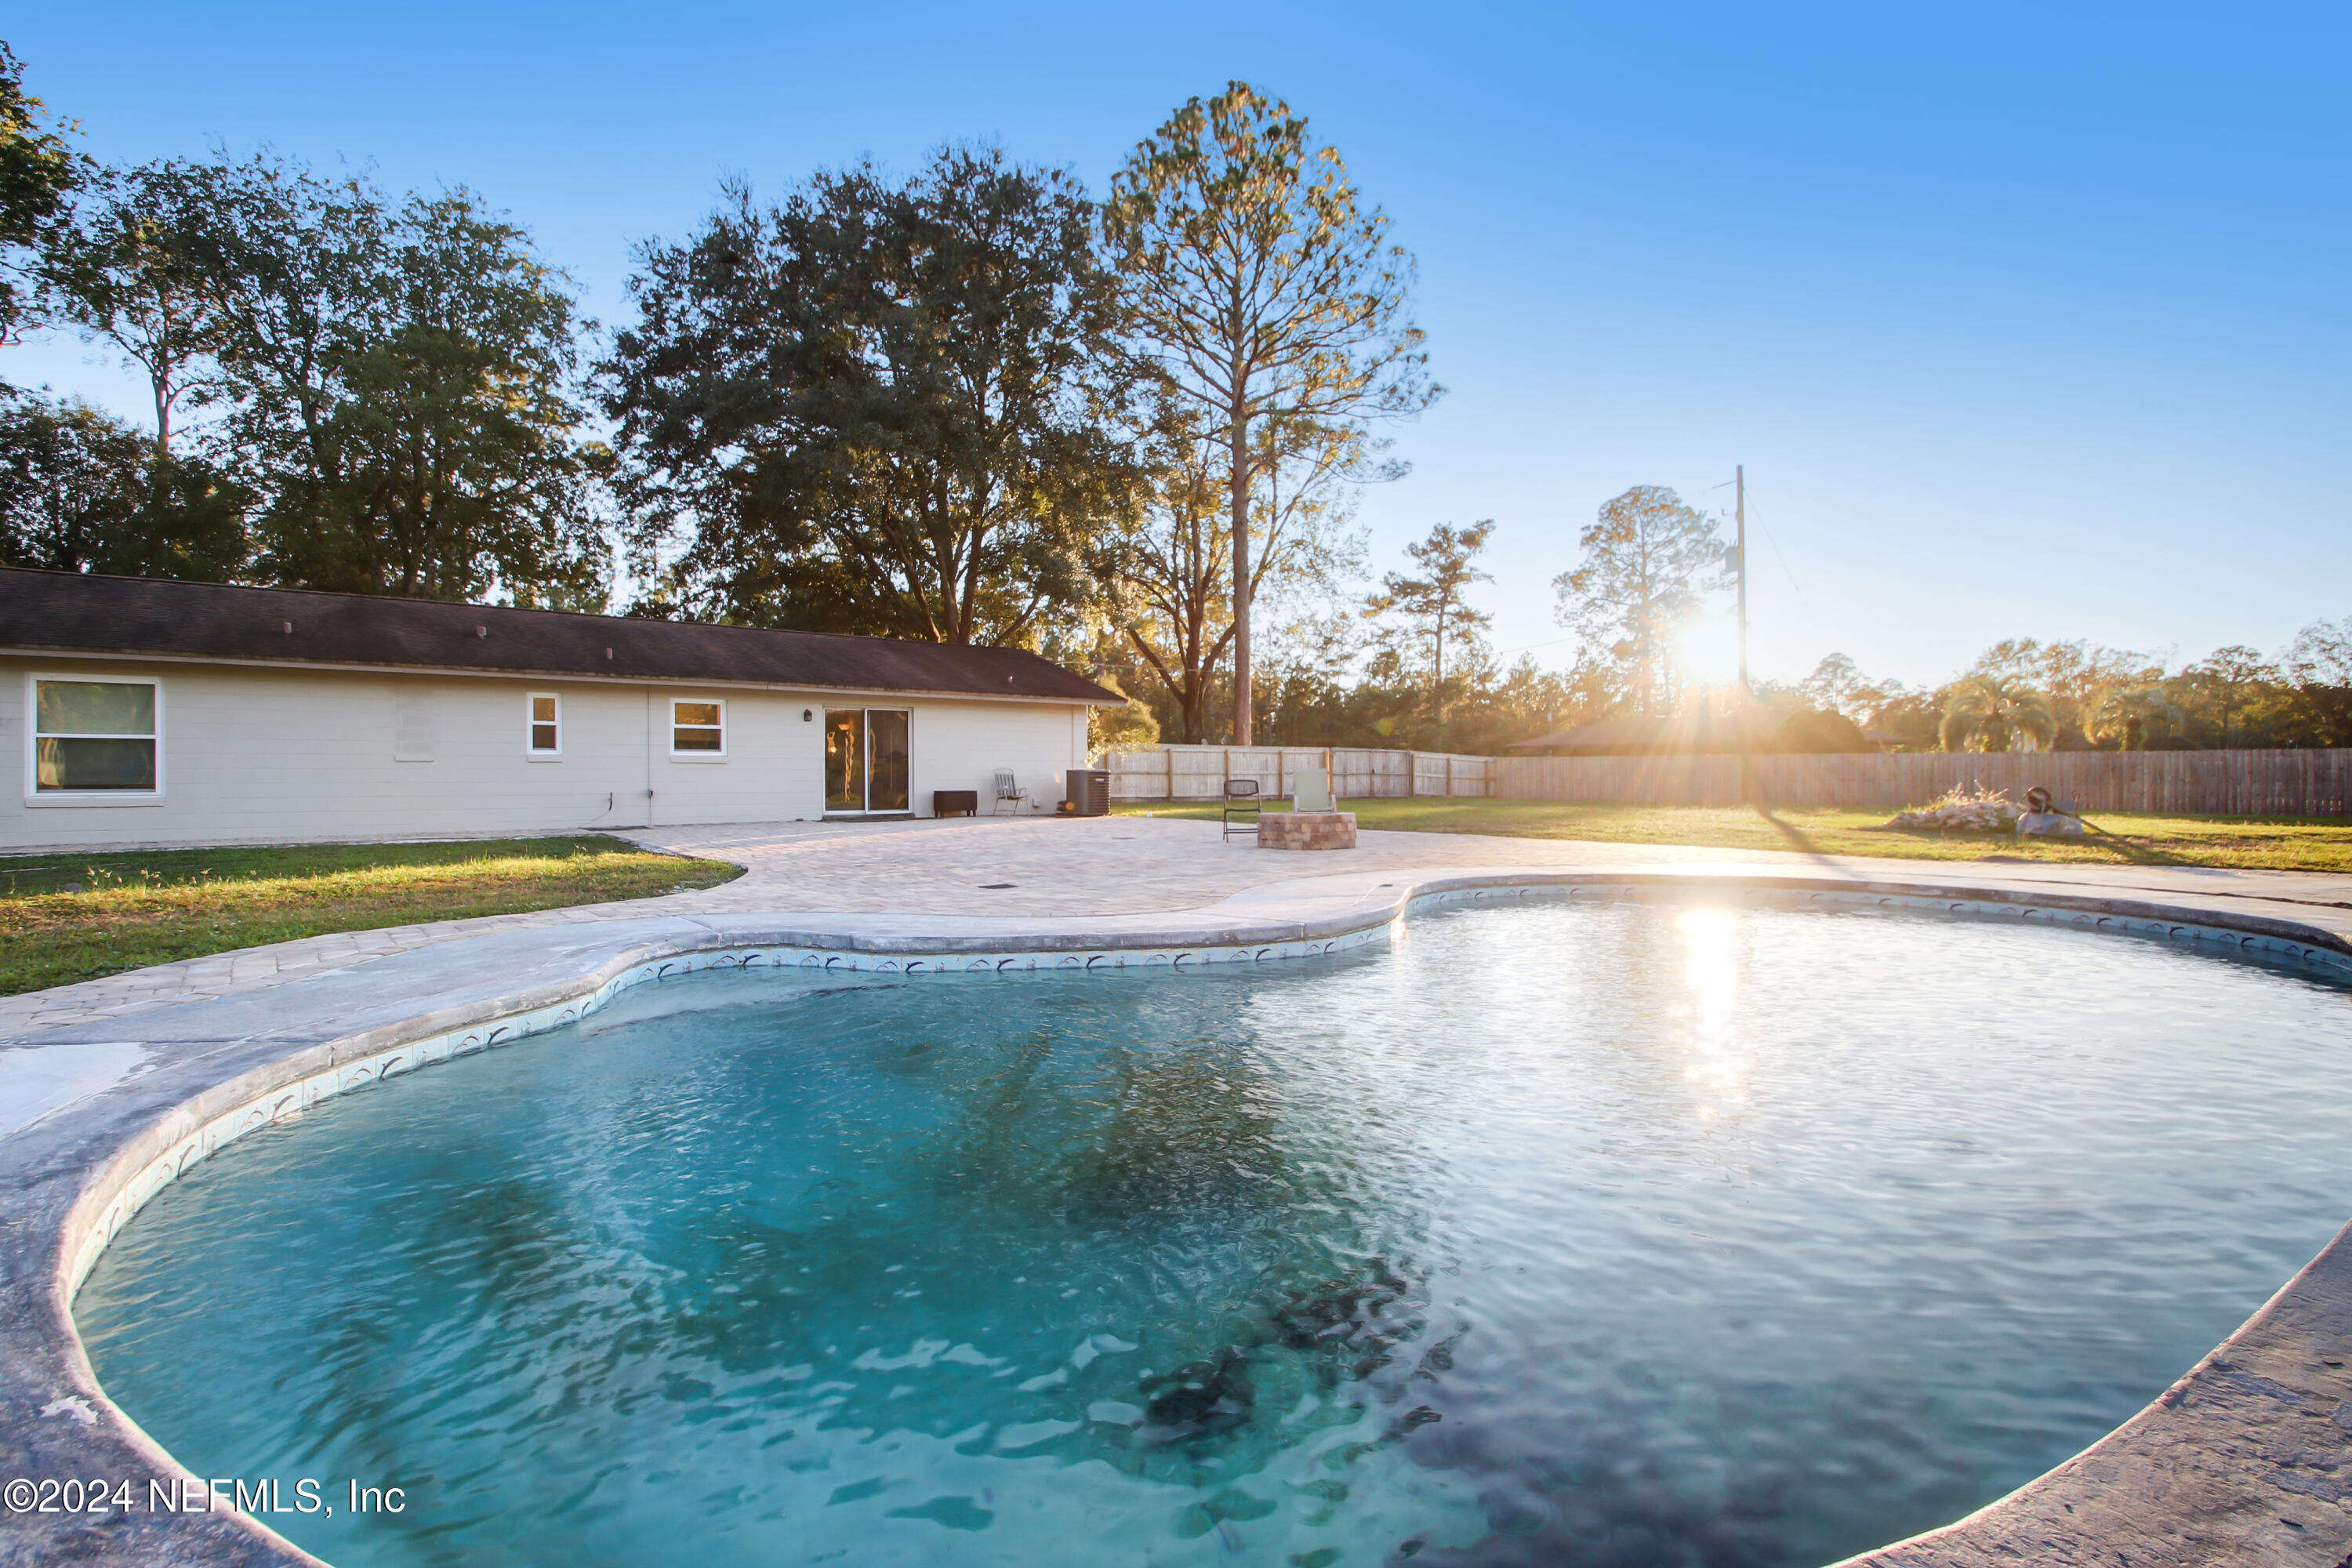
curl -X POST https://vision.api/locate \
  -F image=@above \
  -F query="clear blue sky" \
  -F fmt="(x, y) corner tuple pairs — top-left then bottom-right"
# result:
(9, 2), (2347, 688)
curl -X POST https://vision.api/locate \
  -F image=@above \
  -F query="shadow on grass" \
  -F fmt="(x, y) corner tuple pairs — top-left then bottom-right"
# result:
(2069, 822), (2192, 866)
(1751, 806), (1842, 865)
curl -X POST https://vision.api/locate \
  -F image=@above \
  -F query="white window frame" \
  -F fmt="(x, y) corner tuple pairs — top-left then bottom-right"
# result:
(526, 691), (563, 760)
(24, 671), (166, 807)
(669, 696), (727, 760)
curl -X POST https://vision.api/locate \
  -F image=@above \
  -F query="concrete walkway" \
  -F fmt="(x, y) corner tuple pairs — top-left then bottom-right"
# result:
(9, 813), (2352, 1041)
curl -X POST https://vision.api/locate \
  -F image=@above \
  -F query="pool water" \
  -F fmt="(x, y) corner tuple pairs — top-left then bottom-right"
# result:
(77, 901), (2352, 1568)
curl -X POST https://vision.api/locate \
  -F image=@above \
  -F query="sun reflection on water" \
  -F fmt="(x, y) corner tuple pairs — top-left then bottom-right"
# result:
(1675, 906), (1749, 1111)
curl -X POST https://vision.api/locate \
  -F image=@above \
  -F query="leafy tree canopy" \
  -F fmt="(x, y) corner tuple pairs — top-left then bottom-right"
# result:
(36, 158), (219, 453)
(190, 155), (608, 604)
(0, 42), (86, 353)
(0, 394), (246, 579)
(602, 146), (1137, 644)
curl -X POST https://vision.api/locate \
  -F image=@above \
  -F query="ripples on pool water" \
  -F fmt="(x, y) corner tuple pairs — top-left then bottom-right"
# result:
(77, 901), (2352, 1568)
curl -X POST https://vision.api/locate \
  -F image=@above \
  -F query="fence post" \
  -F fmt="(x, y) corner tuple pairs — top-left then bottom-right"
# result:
(1445, 756), (1454, 797)
(1165, 747), (1174, 801)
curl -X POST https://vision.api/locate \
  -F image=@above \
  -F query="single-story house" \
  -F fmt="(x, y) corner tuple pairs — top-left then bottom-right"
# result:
(1, 568), (1123, 851)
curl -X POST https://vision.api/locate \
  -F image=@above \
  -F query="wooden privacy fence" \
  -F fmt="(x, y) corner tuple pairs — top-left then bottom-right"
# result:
(1104, 745), (1495, 801)
(1109, 745), (2352, 815)
(1490, 748), (2352, 818)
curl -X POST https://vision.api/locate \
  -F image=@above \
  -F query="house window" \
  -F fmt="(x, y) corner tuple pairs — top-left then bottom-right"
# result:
(528, 694), (561, 757)
(32, 677), (162, 795)
(672, 699), (724, 756)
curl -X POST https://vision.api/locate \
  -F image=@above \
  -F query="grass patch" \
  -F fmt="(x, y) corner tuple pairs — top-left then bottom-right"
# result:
(0, 837), (741, 997)
(1114, 798), (2352, 874)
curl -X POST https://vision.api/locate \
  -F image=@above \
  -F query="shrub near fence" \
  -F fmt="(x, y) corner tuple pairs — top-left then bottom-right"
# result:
(1492, 749), (2352, 818)
(1104, 745), (1495, 801)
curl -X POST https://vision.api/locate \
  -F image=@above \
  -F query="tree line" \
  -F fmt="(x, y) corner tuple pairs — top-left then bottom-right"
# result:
(1206, 477), (2352, 759)
(1792, 630), (2352, 753)
(9, 42), (2347, 759)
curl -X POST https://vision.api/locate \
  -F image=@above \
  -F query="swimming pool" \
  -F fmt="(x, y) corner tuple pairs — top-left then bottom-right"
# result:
(73, 898), (2352, 1566)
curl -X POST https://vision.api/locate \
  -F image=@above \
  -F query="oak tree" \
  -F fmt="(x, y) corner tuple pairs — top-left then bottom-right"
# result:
(604, 147), (1135, 644)
(194, 155), (605, 602)
(38, 159), (219, 456)
(0, 42), (84, 356)
(0, 394), (245, 578)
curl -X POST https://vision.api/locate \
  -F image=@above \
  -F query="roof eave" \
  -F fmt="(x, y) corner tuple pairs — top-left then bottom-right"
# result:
(0, 643), (1113, 705)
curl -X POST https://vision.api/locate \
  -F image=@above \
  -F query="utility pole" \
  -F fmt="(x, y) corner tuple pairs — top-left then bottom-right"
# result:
(1734, 465), (1749, 695)
(1735, 464), (1752, 804)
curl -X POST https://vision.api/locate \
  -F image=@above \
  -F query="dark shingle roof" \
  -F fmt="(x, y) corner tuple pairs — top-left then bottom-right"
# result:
(0, 568), (1121, 705)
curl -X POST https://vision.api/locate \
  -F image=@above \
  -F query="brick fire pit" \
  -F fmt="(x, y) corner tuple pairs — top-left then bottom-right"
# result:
(1256, 810), (1358, 850)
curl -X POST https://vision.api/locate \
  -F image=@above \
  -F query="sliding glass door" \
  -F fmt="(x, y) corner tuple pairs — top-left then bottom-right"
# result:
(823, 708), (909, 813)
(867, 710), (909, 811)
(824, 710), (865, 811)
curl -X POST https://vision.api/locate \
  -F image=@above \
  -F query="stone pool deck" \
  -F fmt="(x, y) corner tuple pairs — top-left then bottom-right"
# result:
(16, 813), (2352, 1042)
(1, 815), (2349, 1565)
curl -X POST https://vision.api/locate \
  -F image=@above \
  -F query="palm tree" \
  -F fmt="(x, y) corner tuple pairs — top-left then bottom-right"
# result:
(1939, 677), (2058, 753)
(2085, 685), (2183, 751)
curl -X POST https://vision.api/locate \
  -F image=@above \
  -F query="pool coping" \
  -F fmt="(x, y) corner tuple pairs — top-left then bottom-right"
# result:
(0, 866), (2347, 1566)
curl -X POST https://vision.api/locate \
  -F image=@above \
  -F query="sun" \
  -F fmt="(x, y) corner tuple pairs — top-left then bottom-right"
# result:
(1674, 609), (1743, 689)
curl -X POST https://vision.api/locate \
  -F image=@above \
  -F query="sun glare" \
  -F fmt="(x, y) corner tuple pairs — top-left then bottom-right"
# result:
(1676, 906), (1748, 1109)
(1675, 612), (1743, 689)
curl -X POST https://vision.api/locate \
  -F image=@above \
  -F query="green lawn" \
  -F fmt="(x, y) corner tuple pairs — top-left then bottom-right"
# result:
(1115, 797), (2352, 874)
(0, 837), (742, 997)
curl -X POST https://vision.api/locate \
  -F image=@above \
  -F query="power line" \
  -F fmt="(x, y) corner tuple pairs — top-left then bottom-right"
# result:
(1736, 464), (1748, 693)
(1746, 493), (1811, 610)
(1489, 632), (1581, 657)
(1737, 484), (1831, 674)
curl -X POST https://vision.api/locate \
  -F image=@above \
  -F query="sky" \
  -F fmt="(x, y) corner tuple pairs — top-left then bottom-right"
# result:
(9, 2), (2348, 688)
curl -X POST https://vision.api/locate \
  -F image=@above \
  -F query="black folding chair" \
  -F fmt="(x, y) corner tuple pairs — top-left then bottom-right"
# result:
(1221, 778), (1261, 839)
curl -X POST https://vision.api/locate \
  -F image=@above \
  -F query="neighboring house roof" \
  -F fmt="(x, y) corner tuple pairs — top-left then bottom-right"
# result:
(0, 568), (1123, 705)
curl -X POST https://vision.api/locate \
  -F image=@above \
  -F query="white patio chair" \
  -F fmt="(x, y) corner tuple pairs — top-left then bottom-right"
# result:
(992, 769), (1030, 815)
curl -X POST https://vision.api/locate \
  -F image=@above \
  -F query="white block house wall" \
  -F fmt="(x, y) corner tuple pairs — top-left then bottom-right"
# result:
(0, 572), (1109, 851)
